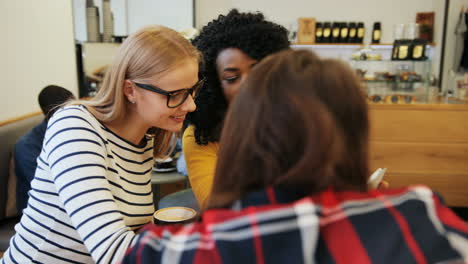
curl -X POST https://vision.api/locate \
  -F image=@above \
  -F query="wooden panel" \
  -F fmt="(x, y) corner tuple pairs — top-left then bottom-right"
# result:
(373, 171), (468, 207)
(369, 141), (468, 174)
(369, 105), (468, 143)
(0, 112), (41, 127)
(368, 104), (468, 206)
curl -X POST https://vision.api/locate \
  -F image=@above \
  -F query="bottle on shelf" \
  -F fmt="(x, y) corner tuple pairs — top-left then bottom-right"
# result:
(357, 22), (365, 43)
(340, 22), (349, 43)
(322, 22), (332, 43)
(348, 22), (357, 43)
(331, 22), (341, 43)
(372, 22), (381, 44)
(315, 22), (323, 43)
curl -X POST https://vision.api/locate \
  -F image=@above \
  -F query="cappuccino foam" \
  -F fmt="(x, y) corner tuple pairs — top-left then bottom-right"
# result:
(154, 207), (196, 222)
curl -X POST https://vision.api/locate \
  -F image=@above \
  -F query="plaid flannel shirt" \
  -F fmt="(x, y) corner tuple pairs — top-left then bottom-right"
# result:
(122, 185), (468, 264)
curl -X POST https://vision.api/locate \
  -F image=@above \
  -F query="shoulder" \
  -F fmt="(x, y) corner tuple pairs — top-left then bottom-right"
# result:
(383, 185), (437, 203)
(182, 126), (196, 149)
(44, 105), (106, 146)
(183, 126), (218, 153)
(49, 105), (90, 121)
(182, 125), (195, 139)
(47, 105), (99, 130)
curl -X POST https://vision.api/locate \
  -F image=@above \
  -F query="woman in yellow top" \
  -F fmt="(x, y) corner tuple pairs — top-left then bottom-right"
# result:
(183, 9), (290, 209)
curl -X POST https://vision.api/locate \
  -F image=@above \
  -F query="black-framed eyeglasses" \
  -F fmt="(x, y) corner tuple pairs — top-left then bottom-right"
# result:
(133, 78), (205, 108)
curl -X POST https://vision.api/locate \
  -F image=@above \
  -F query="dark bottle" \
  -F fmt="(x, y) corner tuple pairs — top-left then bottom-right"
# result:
(348, 22), (357, 43)
(339, 22), (349, 43)
(315, 22), (323, 43)
(356, 22), (365, 43)
(372, 22), (381, 44)
(331, 22), (341, 43)
(322, 22), (332, 43)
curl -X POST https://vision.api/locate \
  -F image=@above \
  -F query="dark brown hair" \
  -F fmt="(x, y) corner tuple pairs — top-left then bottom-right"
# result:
(208, 49), (369, 208)
(38, 85), (75, 121)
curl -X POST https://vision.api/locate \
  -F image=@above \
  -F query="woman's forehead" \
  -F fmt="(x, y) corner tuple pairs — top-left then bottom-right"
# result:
(149, 60), (199, 91)
(216, 48), (257, 69)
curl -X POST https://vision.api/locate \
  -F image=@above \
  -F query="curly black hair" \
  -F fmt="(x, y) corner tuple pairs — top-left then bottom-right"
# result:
(187, 9), (290, 145)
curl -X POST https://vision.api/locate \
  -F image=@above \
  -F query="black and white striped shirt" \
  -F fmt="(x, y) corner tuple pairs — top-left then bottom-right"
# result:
(2, 105), (155, 263)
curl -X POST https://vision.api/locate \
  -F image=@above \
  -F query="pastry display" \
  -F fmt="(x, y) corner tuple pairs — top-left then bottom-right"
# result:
(399, 71), (422, 82)
(368, 94), (416, 104)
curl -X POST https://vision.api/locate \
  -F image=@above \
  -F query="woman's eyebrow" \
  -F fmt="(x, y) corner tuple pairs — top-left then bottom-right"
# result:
(223, 67), (240, 72)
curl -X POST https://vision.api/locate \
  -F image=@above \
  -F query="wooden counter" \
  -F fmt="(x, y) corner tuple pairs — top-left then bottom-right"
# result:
(369, 103), (468, 206)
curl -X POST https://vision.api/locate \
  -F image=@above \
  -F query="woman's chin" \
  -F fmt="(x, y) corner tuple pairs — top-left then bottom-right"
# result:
(163, 123), (183, 133)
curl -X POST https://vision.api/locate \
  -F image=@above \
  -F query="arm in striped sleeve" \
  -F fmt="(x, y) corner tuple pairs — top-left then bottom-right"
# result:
(44, 107), (139, 263)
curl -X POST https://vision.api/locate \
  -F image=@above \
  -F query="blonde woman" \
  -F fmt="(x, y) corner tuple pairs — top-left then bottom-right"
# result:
(1, 25), (202, 263)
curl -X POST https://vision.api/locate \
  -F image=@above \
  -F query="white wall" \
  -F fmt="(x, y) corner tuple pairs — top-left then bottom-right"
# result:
(195, 0), (444, 81)
(73, 0), (194, 42)
(0, 0), (78, 121)
(82, 43), (120, 74)
(127, 0), (193, 33)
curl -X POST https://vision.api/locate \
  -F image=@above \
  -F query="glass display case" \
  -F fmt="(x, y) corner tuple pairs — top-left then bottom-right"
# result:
(349, 59), (432, 104)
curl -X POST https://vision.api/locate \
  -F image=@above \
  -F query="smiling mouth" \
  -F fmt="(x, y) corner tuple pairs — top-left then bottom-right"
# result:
(171, 115), (185, 122)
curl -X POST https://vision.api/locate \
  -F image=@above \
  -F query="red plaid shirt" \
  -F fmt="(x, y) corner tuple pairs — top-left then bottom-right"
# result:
(122, 186), (468, 264)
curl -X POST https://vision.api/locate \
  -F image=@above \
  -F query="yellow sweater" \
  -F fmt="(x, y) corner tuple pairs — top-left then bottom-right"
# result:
(182, 126), (219, 210)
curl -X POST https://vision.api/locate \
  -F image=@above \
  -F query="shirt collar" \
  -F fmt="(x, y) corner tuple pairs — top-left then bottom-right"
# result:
(230, 187), (309, 211)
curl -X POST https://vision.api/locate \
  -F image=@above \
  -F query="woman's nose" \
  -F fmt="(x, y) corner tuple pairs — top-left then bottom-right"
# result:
(182, 94), (196, 112)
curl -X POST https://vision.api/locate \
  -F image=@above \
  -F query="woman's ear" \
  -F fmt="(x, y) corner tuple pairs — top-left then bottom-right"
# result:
(124, 80), (136, 104)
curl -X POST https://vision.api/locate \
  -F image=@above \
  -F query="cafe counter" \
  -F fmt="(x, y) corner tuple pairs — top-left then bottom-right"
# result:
(369, 101), (468, 206)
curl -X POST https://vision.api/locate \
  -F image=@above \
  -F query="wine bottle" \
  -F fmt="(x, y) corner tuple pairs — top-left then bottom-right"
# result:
(372, 22), (381, 44)
(348, 22), (357, 43)
(315, 22), (323, 43)
(340, 22), (349, 43)
(331, 22), (340, 43)
(322, 22), (332, 43)
(357, 22), (365, 43)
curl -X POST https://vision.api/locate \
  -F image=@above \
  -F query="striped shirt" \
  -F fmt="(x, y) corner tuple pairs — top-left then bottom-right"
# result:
(122, 186), (468, 264)
(2, 105), (155, 264)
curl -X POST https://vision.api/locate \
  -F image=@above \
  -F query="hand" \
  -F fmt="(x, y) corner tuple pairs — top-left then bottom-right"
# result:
(377, 180), (389, 189)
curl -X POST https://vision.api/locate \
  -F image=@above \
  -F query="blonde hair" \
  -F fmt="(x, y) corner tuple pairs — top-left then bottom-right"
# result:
(71, 25), (201, 158)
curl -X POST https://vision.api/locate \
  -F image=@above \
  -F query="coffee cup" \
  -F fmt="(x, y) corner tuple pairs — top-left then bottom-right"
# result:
(153, 157), (176, 172)
(153, 206), (197, 225)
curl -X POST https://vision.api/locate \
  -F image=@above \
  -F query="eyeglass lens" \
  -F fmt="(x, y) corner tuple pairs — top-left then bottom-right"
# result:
(167, 80), (203, 108)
